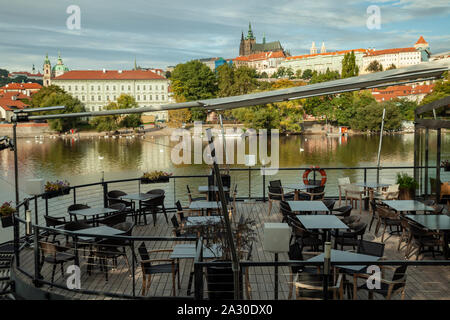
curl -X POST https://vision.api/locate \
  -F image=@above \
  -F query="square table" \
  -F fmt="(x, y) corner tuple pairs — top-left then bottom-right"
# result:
(188, 200), (220, 216)
(287, 201), (330, 214)
(306, 249), (380, 299)
(284, 184), (320, 200)
(71, 225), (124, 241)
(355, 182), (390, 206)
(406, 214), (450, 259)
(68, 207), (118, 226)
(296, 215), (348, 243)
(120, 193), (160, 224)
(170, 243), (222, 295)
(184, 216), (222, 228)
(382, 200), (435, 213)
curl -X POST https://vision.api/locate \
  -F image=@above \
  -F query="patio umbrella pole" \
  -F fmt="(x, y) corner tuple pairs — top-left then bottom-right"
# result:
(376, 108), (386, 185)
(206, 128), (240, 300)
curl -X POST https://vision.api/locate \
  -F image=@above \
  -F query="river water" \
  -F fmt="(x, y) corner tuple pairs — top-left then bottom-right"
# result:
(1, 132), (448, 242)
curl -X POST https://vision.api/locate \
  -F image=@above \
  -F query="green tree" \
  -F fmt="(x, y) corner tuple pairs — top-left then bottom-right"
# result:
(301, 69), (313, 80)
(232, 66), (258, 95)
(387, 64), (396, 70)
(392, 98), (417, 121)
(420, 73), (450, 106)
(350, 100), (402, 132)
(366, 60), (383, 72)
(217, 63), (235, 97)
(0, 68), (9, 78)
(90, 94), (142, 132)
(170, 60), (217, 102)
(295, 69), (302, 79)
(286, 67), (294, 79)
(341, 51), (359, 78)
(259, 71), (269, 78)
(27, 85), (86, 132)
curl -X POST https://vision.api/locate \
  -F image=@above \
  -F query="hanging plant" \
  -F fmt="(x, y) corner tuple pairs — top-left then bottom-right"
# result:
(43, 180), (71, 199)
(140, 171), (172, 184)
(0, 201), (16, 228)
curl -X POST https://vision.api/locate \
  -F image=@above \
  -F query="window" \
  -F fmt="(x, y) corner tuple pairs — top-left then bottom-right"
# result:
(155, 95), (158, 100)
(106, 86), (109, 90)
(91, 96), (94, 101)
(106, 96), (109, 101)
(113, 86), (116, 90)
(98, 86), (101, 90)
(137, 95), (140, 100)
(81, 86), (84, 91)
(128, 85), (131, 90)
(82, 96), (85, 101)
(149, 85), (152, 90)
(113, 95), (116, 100)
(98, 96), (101, 101)
(121, 85), (124, 91)
(91, 86), (94, 91)
(149, 95), (152, 100)
(75, 85), (78, 91)
(137, 85), (140, 90)
(143, 85), (146, 90)
(155, 85), (158, 90)
(143, 95), (146, 100)
(68, 85), (71, 91)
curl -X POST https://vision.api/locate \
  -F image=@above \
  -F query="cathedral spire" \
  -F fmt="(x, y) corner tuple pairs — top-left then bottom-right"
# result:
(134, 56), (137, 70)
(263, 32), (266, 44)
(310, 41), (317, 54)
(247, 22), (254, 40)
(320, 41), (326, 53)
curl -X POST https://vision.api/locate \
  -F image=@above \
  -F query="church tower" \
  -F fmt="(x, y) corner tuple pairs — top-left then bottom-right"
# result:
(320, 42), (326, 53)
(43, 53), (52, 86)
(310, 41), (317, 54)
(239, 31), (245, 56)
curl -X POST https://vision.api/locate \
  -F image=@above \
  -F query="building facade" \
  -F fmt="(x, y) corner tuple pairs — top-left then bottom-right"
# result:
(233, 51), (286, 76)
(280, 48), (366, 75)
(52, 70), (170, 121)
(42, 52), (70, 86)
(371, 82), (434, 103)
(362, 37), (430, 73)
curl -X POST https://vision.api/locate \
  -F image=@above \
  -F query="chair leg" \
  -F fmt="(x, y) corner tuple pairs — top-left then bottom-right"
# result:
(60, 262), (64, 278)
(268, 200), (272, 215)
(142, 275), (147, 296)
(288, 273), (293, 300)
(51, 264), (57, 286)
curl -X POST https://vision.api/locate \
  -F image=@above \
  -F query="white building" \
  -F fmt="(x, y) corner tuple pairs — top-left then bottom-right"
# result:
(233, 51), (286, 76)
(362, 36), (431, 73)
(280, 46), (366, 75)
(52, 69), (170, 121)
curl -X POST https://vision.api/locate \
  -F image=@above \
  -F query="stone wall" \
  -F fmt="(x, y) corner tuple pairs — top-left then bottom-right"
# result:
(0, 123), (54, 137)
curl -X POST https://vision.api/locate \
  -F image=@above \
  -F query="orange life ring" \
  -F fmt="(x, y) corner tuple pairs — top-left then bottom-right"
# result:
(303, 166), (327, 186)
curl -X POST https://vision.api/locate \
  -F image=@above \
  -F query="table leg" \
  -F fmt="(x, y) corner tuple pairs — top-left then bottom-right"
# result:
(295, 190), (299, 201)
(353, 274), (358, 300)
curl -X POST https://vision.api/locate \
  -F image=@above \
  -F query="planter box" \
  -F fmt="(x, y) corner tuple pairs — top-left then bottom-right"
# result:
(140, 177), (170, 184)
(398, 188), (415, 200)
(42, 187), (70, 199)
(1, 215), (14, 228)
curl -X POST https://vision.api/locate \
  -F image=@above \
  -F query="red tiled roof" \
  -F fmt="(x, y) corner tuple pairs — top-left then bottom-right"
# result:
(54, 70), (166, 80)
(286, 49), (366, 61)
(0, 92), (29, 111)
(1, 82), (42, 90)
(234, 51), (286, 62)
(9, 71), (43, 77)
(415, 36), (428, 45)
(371, 84), (434, 101)
(365, 47), (417, 57)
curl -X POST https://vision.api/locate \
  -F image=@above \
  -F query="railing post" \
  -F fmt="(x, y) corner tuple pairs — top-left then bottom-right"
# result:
(131, 240), (136, 297)
(173, 178), (176, 205)
(103, 182), (108, 208)
(274, 253), (279, 300)
(262, 166), (266, 202)
(13, 214), (20, 267)
(34, 196), (38, 226)
(33, 225), (42, 287)
(364, 168), (367, 185)
(73, 187), (77, 204)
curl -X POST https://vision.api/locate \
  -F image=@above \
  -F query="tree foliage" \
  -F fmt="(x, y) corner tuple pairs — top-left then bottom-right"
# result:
(89, 94), (142, 132)
(341, 51), (359, 78)
(366, 60), (383, 72)
(27, 85), (86, 132)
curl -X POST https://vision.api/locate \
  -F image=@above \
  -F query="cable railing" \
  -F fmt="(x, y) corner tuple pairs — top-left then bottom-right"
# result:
(7, 164), (449, 300)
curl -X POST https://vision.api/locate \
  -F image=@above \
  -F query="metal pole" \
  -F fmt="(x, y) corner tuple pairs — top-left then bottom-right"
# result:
(206, 128), (240, 300)
(436, 128), (441, 203)
(248, 166), (251, 200)
(424, 128), (429, 198)
(13, 122), (19, 206)
(274, 253), (279, 300)
(376, 108), (386, 184)
(323, 241), (331, 300)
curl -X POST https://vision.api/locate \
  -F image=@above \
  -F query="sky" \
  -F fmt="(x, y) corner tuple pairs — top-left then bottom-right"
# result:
(0, 0), (449, 72)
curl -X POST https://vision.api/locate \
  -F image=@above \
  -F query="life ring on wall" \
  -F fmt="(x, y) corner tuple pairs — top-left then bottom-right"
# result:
(303, 166), (327, 186)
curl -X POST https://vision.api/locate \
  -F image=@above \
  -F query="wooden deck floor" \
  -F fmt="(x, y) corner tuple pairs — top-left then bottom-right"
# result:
(13, 201), (450, 300)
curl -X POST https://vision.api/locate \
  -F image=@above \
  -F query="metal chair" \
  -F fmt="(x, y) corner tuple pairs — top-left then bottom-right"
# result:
(141, 194), (168, 226)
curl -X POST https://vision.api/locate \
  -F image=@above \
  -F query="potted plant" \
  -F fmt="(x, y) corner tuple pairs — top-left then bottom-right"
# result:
(441, 160), (450, 172)
(396, 172), (419, 200)
(198, 215), (257, 300)
(1, 201), (16, 228)
(43, 180), (71, 199)
(140, 170), (172, 184)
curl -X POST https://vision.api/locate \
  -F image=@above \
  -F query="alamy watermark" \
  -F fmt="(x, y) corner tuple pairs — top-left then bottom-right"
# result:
(366, 5), (381, 30)
(66, 264), (81, 290)
(66, 5), (81, 30)
(170, 123), (280, 175)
